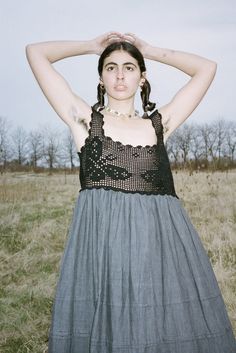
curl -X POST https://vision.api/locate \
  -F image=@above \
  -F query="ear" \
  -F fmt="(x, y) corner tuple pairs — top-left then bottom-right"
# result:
(139, 72), (146, 87)
(99, 77), (104, 85)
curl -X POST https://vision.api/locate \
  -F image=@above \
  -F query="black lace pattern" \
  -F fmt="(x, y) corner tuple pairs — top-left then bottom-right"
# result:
(84, 136), (132, 182)
(77, 106), (178, 198)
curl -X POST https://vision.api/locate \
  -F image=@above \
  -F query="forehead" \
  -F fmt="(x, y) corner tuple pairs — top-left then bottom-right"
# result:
(103, 50), (138, 65)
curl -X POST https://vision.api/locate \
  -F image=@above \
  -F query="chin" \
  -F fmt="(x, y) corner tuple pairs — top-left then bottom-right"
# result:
(108, 90), (136, 100)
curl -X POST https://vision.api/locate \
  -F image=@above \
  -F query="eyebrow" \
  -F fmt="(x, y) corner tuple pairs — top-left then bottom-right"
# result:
(104, 62), (137, 68)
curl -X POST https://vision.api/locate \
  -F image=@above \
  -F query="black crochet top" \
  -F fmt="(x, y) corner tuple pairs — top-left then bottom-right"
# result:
(77, 106), (178, 198)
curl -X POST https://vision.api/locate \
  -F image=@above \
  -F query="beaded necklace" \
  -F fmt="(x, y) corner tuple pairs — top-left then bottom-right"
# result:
(104, 106), (140, 119)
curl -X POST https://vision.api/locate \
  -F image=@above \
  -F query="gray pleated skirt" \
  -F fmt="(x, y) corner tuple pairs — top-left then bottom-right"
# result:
(48, 188), (236, 353)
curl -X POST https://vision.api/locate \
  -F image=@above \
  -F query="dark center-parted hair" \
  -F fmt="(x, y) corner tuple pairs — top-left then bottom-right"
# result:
(92, 41), (156, 119)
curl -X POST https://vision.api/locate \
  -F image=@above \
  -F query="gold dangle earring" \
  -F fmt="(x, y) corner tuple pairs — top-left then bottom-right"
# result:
(139, 77), (146, 89)
(99, 78), (105, 89)
(99, 80), (106, 93)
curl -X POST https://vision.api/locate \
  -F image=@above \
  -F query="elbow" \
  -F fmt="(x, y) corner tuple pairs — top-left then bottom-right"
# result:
(25, 43), (40, 55)
(25, 44), (31, 51)
(25, 43), (50, 63)
(200, 60), (217, 80)
(212, 60), (217, 70)
(25, 44), (34, 58)
(210, 61), (217, 81)
(25, 43), (42, 63)
(208, 60), (217, 75)
(25, 43), (33, 52)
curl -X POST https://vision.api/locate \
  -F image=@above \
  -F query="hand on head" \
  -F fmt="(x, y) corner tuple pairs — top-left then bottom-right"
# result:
(92, 31), (149, 56)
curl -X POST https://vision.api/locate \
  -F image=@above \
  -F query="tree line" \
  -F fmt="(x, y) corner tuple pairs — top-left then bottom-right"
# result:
(165, 118), (236, 170)
(0, 116), (235, 172)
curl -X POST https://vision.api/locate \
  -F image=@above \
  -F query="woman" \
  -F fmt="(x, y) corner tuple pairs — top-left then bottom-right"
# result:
(26, 31), (236, 352)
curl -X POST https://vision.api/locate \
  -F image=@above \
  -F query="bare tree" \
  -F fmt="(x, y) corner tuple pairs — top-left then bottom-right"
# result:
(165, 133), (180, 167)
(175, 123), (193, 165)
(42, 126), (61, 169)
(11, 126), (29, 165)
(0, 116), (12, 170)
(28, 129), (44, 168)
(225, 120), (236, 163)
(60, 129), (78, 170)
(198, 123), (216, 163)
(166, 123), (193, 167)
(212, 119), (227, 162)
(190, 124), (204, 163)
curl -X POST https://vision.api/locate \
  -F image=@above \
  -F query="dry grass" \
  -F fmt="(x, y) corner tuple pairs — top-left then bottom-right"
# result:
(0, 170), (235, 352)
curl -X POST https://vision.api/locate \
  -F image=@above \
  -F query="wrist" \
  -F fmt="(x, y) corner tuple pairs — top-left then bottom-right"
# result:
(85, 40), (99, 55)
(142, 44), (156, 59)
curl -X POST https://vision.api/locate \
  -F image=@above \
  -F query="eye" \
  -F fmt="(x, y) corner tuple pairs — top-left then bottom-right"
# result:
(126, 66), (134, 71)
(107, 66), (114, 71)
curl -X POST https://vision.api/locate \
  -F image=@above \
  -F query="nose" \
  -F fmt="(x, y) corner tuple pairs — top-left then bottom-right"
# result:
(116, 68), (124, 80)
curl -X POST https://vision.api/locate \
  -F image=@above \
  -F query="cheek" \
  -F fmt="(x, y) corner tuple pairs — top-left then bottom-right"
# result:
(131, 76), (142, 87)
(102, 73), (115, 85)
(130, 71), (142, 82)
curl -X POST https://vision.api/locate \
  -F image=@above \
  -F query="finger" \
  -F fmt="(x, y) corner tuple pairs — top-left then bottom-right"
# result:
(123, 36), (136, 45)
(123, 33), (136, 41)
(107, 34), (121, 40)
(107, 33), (121, 38)
(107, 35), (123, 43)
(107, 36), (122, 43)
(108, 30), (122, 34)
(123, 32), (136, 38)
(107, 31), (122, 38)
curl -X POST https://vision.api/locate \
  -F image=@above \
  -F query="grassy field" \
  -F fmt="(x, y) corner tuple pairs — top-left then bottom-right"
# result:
(0, 170), (235, 352)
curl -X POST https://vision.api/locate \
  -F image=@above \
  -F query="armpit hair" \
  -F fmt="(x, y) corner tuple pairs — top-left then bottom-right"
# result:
(71, 106), (89, 130)
(162, 116), (170, 135)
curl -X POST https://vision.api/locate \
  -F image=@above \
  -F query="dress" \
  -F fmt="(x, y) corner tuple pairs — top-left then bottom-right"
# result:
(48, 106), (236, 353)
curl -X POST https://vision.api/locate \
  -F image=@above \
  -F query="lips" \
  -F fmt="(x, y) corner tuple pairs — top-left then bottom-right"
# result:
(115, 85), (127, 90)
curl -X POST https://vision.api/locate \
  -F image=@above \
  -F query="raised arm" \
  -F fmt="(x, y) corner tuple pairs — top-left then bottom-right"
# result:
(25, 40), (94, 127)
(25, 32), (122, 128)
(121, 33), (217, 140)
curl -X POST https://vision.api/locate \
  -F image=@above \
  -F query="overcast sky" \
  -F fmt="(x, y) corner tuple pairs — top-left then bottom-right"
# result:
(1, 0), (236, 133)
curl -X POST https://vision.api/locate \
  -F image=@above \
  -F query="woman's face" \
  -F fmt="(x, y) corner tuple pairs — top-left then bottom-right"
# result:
(101, 50), (144, 100)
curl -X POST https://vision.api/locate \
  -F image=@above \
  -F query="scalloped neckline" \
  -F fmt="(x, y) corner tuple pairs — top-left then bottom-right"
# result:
(97, 109), (160, 149)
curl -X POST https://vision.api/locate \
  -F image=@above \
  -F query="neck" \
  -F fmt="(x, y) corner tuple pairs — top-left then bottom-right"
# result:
(106, 97), (135, 115)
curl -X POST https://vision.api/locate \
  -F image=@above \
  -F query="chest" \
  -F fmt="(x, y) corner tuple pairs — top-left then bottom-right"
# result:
(71, 111), (160, 153)
(101, 114), (158, 147)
